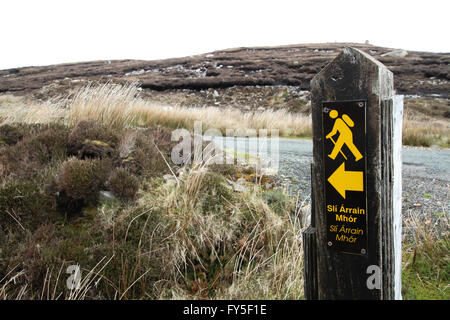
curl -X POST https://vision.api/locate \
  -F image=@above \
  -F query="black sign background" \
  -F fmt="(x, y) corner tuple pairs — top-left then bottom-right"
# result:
(322, 100), (367, 255)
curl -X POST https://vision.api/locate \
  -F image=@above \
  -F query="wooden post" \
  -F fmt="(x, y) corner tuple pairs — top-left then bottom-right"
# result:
(302, 163), (318, 300)
(303, 47), (403, 299)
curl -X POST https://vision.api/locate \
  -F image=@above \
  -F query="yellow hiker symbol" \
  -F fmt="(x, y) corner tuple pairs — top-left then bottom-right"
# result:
(325, 110), (363, 162)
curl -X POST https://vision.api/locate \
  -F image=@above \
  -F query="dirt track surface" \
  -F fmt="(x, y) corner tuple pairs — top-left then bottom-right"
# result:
(1, 43), (449, 98)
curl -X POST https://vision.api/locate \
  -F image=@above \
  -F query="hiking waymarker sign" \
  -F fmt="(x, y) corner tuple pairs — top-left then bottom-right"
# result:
(303, 47), (403, 300)
(322, 101), (367, 255)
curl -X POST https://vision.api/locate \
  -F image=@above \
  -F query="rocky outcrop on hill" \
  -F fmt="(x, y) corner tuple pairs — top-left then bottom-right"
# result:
(0, 43), (449, 98)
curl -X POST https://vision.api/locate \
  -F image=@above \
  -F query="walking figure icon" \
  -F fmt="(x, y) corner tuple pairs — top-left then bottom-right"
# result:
(325, 109), (363, 162)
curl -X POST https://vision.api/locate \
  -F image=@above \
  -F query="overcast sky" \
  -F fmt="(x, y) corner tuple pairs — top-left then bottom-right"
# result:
(1, 0), (448, 70)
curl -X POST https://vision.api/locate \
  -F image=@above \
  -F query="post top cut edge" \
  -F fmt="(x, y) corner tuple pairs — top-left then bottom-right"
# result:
(311, 46), (393, 88)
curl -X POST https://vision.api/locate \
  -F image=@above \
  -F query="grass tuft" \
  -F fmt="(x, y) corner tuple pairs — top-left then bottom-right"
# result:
(402, 210), (449, 299)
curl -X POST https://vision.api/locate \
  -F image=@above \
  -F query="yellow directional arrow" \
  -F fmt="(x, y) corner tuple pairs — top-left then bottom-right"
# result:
(327, 162), (363, 199)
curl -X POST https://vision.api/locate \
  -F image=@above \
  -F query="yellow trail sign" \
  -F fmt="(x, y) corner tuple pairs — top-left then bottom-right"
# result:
(322, 100), (367, 255)
(327, 162), (363, 199)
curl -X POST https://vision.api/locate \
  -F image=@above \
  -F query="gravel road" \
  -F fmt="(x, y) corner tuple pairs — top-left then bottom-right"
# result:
(208, 137), (449, 217)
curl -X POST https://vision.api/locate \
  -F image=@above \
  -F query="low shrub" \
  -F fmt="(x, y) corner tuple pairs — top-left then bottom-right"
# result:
(137, 166), (288, 298)
(22, 124), (70, 164)
(0, 124), (69, 178)
(0, 179), (53, 232)
(147, 126), (174, 154)
(119, 129), (172, 177)
(57, 158), (112, 214)
(402, 135), (432, 147)
(67, 120), (119, 159)
(108, 168), (139, 201)
(262, 189), (291, 216)
(207, 164), (239, 178)
(402, 211), (449, 300)
(0, 124), (23, 146)
(198, 172), (234, 214)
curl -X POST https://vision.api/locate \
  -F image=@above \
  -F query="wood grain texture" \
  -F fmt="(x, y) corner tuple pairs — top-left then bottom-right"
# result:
(306, 47), (402, 299)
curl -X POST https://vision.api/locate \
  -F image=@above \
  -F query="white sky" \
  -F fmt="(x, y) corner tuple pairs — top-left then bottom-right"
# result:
(0, 0), (448, 70)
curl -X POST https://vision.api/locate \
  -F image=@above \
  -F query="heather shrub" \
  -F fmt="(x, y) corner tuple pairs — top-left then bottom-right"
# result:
(0, 124), (69, 178)
(107, 168), (139, 201)
(57, 158), (112, 213)
(207, 164), (239, 178)
(147, 126), (174, 154)
(67, 120), (119, 159)
(0, 179), (53, 232)
(21, 124), (69, 164)
(20, 223), (57, 289)
(0, 124), (23, 146)
(118, 129), (171, 177)
(198, 171), (234, 213)
(262, 189), (291, 216)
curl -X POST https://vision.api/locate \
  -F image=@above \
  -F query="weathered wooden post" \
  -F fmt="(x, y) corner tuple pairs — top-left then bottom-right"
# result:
(303, 47), (403, 299)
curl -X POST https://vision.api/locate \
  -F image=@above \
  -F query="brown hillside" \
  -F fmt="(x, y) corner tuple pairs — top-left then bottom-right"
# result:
(0, 43), (448, 98)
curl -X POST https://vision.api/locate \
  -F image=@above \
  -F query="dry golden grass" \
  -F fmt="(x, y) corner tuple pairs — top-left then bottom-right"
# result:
(402, 210), (449, 299)
(404, 98), (449, 118)
(0, 95), (65, 124)
(402, 109), (450, 147)
(216, 195), (307, 299)
(0, 94), (24, 106)
(65, 82), (312, 137)
(0, 83), (448, 147)
(137, 157), (308, 299)
(66, 82), (142, 128)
